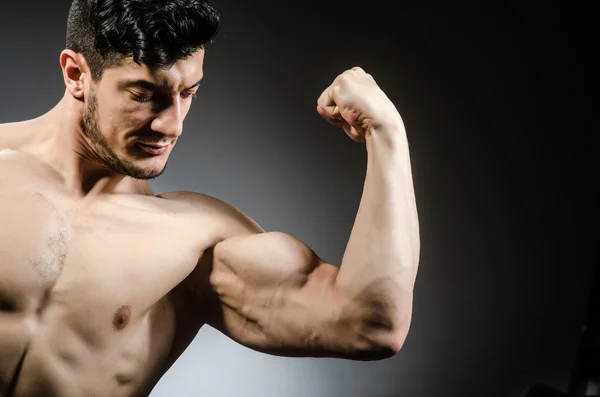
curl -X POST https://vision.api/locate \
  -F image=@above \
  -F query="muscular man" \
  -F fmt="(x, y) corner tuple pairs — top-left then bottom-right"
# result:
(0, 1), (420, 396)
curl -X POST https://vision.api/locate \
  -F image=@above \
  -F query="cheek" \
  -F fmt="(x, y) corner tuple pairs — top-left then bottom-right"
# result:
(100, 101), (150, 139)
(120, 97), (157, 127)
(95, 106), (122, 140)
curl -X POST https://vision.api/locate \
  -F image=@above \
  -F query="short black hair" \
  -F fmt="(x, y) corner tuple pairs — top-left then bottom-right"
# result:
(66, 0), (220, 80)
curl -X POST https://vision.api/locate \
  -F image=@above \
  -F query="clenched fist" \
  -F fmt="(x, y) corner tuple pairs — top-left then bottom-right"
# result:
(317, 67), (404, 143)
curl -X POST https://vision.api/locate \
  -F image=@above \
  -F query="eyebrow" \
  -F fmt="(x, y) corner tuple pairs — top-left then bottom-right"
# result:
(188, 78), (204, 89)
(120, 78), (204, 92)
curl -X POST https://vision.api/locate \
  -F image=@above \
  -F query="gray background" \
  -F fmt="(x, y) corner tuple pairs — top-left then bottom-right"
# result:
(0, 1), (597, 396)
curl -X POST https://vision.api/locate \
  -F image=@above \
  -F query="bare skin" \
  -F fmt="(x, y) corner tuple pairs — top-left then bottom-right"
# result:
(0, 47), (420, 397)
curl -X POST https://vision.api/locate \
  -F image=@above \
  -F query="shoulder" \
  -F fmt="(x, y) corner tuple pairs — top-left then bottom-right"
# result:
(0, 120), (37, 151)
(157, 190), (265, 240)
(0, 122), (15, 150)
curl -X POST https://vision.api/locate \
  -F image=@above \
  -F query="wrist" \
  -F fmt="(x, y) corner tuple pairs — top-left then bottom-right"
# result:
(365, 115), (408, 155)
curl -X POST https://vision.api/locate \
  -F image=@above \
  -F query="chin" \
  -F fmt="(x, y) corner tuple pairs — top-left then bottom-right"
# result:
(118, 157), (167, 180)
(115, 145), (171, 179)
(138, 161), (168, 179)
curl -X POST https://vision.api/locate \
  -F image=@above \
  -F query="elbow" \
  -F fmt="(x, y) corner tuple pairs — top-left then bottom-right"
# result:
(349, 328), (408, 361)
(358, 297), (413, 359)
(350, 314), (411, 361)
(388, 329), (408, 355)
(380, 312), (411, 355)
(340, 279), (414, 360)
(375, 323), (410, 358)
(389, 314), (412, 354)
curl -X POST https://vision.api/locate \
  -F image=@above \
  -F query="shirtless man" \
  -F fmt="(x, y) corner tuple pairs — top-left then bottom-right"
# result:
(0, 0), (420, 396)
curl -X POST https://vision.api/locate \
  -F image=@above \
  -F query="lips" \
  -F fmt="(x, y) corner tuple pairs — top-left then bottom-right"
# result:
(137, 142), (170, 155)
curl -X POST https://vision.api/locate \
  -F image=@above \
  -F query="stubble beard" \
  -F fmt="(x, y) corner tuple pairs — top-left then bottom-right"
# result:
(80, 93), (167, 180)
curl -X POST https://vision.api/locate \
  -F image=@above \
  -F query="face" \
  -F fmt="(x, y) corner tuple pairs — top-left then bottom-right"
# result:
(80, 49), (205, 180)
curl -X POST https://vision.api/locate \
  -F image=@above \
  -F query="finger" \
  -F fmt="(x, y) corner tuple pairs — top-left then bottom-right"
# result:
(317, 105), (345, 127)
(317, 105), (363, 143)
(317, 85), (342, 120)
(343, 124), (366, 143)
(316, 83), (333, 109)
(318, 103), (365, 142)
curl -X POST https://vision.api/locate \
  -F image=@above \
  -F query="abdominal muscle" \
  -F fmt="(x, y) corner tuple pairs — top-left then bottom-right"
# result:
(8, 295), (177, 397)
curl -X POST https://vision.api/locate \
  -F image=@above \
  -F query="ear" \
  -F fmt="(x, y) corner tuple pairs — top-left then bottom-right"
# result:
(60, 50), (88, 100)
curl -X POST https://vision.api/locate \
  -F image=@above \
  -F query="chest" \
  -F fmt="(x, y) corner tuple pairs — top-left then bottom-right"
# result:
(0, 152), (206, 340)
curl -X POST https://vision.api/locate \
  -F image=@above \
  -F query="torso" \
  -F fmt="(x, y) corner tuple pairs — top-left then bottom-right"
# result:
(0, 143), (229, 396)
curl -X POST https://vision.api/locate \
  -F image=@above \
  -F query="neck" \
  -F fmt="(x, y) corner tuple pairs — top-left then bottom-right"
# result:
(20, 91), (152, 198)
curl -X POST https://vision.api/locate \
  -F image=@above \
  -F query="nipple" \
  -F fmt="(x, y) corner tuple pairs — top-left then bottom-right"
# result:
(113, 305), (132, 331)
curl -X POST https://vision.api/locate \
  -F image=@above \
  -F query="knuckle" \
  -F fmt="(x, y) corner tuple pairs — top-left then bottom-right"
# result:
(317, 90), (330, 103)
(336, 73), (351, 85)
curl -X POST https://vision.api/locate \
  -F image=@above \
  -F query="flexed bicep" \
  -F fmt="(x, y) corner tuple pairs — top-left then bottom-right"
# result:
(205, 232), (398, 360)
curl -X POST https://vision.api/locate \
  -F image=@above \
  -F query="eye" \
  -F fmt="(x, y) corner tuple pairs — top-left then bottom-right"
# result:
(181, 91), (198, 100)
(132, 93), (153, 103)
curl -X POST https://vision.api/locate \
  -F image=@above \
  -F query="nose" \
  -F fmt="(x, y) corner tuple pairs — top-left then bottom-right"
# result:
(151, 98), (184, 139)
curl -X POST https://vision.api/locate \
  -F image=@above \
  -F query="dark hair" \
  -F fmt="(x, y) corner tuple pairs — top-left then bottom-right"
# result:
(66, 0), (220, 80)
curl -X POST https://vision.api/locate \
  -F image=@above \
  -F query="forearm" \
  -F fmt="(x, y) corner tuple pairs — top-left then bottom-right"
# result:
(335, 120), (420, 333)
